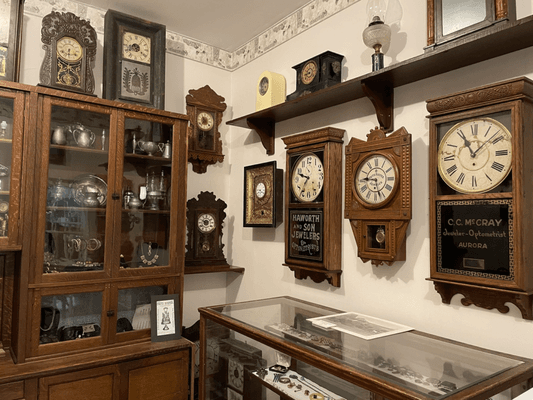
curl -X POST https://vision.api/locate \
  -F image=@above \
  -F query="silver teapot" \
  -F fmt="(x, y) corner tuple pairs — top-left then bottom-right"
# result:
(137, 140), (164, 156)
(71, 123), (96, 148)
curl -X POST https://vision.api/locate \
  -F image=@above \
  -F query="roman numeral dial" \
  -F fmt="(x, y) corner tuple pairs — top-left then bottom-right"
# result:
(291, 153), (324, 202)
(437, 117), (512, 194)
(354, 153), (398, 207)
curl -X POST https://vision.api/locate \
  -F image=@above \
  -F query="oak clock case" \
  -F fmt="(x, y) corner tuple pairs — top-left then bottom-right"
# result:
(345, 127), (412, 266)
(186, 85), (227, 174)
(185, 191), (229, 269)
(39, 11), (97, 95)
(426, 77), (533, 320)
(282, 127), (344, 288)
(243, 161), (283, 227)
(103, 10), (166, 109)
(0, 0), (24, 82)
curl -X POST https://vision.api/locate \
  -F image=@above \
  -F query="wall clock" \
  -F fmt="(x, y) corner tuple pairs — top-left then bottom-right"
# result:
(426, 77), (533, 320)
(282, 127), (344, 287)
(286, 51), (344, 101)
(345, 127), (412, 266)
(426, 0), (515, 48)
(256, 71), (286, 111)
(39, 11), (97, 94)
(185, 191), (229, 269)
(243, 161), (283, 227)
(103, 10), (166, 109)
(186, 85), (227, 174)
(0, 0), (24, 82)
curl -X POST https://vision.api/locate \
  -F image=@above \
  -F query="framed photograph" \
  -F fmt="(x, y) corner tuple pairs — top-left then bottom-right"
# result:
(150, 294), (181, 342)
(243, 161), (283, 227)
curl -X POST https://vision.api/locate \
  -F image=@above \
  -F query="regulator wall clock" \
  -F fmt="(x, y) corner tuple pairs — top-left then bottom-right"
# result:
(186, 85), (227, 173)
(286, 51), (344, 101)
(426, 77), (533, 320)
(39, 11), (97, 94)
(345, 127), (412, 266)
(185, 191), (229, 270)
(243, 161), (283, 227)
(282, 127), (344, 287)
(0, 0), (24, 82)
(103, 10), (166, 109)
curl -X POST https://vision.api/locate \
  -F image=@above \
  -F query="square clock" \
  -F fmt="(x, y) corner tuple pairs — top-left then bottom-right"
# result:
(243, 161), (283, 227)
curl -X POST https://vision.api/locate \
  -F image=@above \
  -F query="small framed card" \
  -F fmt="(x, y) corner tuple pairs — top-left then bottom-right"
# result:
(150, 294), (181, 342)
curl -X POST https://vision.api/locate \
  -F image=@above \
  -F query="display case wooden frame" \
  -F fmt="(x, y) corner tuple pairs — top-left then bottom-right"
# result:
(426, 77), (533, 320)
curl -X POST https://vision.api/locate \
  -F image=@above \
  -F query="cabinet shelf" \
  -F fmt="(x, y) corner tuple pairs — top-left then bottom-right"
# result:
(122, 208), (170, 214)
(184, 265), (245, 274)
(50, 144), (108, 154)
(227, 15), (533, 155)
(124, 152), (171, 164)
(0, 138), (13, 144)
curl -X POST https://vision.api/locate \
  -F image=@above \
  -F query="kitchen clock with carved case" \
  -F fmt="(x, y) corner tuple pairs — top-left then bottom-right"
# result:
(185, 191), (229, 270)
(103, 10), (166, 109)
(426, 77), (533, 320)
(282, 127), (344, 287)
(186, 85), (227, 174)
(39, 11), (97, 94)
(345, 127), (412, 266)
(243, 161), (283, 227)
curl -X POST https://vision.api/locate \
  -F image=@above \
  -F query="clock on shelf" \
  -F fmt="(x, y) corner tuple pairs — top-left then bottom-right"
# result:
(243, 161), (283, 228)
(256, 71), (286, 111)
(282, 127), (344, 287)
(345, 127), (412, 266)
(39, 11), (97, 94)
(186, 85), (227, 174)
(0, 0), (24, 82)
(286, 51), (344, 101)
(185, 191), (229, 270)
(426, 76), (533, 320)
(103, 9), (166, 109)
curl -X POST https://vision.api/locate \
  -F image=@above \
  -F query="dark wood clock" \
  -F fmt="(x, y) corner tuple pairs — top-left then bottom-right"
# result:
(185, 191), (229, 270)
(243, 161), (283, 227)
(345, 127), (412, 266)
(286, 51), (344, 101)
(186, 85), (227, 174)
(103, 10), (166, 109)
(282, 127), (344, 287)
(427, 77), (533, 320)
(39, 11), (97, 94)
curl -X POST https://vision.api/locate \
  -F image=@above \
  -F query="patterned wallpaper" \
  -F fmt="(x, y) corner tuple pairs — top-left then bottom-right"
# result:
(24, 0), (359, 70)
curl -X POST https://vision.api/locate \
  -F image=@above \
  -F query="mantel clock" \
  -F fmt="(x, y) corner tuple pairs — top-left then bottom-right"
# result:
(186, 85), (227, 174)
(39, 11), (97, 94)
(282, 127), (344, 287)
(345, 126), (412, 266)
(427, 77), (533, 320)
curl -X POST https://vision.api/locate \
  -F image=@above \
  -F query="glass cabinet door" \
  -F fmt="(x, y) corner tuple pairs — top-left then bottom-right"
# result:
(38, 98), (114, 281)
(0, 90), (24, 247)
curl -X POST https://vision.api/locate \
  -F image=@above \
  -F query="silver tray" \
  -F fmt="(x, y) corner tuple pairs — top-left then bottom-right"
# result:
(71, 174), (107, 206)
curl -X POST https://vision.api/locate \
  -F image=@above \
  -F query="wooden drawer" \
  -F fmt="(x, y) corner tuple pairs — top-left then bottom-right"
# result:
(0, 380), (25, 400)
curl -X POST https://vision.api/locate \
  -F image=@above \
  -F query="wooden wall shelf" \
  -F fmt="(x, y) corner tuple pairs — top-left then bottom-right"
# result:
(184, 265), (245, 275)
(227, 16), (533, 155)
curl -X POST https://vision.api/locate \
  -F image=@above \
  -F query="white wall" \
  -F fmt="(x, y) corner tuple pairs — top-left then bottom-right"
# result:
(17, 0), (533, 360)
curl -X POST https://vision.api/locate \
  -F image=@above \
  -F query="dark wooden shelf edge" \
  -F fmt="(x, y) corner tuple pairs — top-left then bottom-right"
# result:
(284, 263), (342, 288)
(428, 278), (533, 320)
(184, 265), (245, 275)
(227, 15), (533, 153)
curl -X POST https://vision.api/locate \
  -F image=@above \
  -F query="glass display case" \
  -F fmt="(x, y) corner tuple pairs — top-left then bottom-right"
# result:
(199, 297), (533, 400)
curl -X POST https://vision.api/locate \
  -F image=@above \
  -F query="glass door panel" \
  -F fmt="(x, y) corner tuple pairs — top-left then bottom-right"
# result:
(44, 104), (111, 275)
(120, 117), (172, 271)
(117, 285), (167, 332)
(0, 96), (15, 239)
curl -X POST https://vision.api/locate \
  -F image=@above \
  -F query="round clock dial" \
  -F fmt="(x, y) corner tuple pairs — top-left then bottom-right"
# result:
(56, 37), (82, 62)
(354, 153), (398, 206)
(197, 112), (214, 132)
(291, 153), (324, 202)
(0, 201), (8, 213)
(301, 61), (318, 85)
(197, 213), (216, 233)
(256, 182), (266, 198)
(122, 31), (151, 64)
(438, 117), (512, 194)
(259, 77), (269, 96)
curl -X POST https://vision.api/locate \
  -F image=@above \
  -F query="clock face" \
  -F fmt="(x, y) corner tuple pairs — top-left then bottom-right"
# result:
(291, 153), (324, 202)
(256, 182), (266, 198)
(122, 31), (151, 64)
(437, 117), (512, 194)
(301, 61), (318, 85)
(259, 77), (269, 96)
(355, 153), (398, 206)
(56, 37), (82, 62)
(197, 213), (216, 233)
(197, 111), (214, 132)
(0, 201), (8, 213)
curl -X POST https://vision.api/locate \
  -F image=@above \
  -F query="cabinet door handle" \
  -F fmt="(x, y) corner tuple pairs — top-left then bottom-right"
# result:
(107, 310), (115, 317)
(112, 193), (120, 200)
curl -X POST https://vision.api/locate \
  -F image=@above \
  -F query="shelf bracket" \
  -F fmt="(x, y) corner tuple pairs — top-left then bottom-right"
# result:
(247, 117), (275, 155)
(362, 80), (394, 132)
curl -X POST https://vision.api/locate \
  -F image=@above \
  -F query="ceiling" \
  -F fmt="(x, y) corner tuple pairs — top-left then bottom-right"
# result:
(81, 0), (312, 52)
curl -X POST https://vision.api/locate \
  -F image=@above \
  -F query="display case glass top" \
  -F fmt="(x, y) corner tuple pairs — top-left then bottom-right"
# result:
(200, 297), (533, 399)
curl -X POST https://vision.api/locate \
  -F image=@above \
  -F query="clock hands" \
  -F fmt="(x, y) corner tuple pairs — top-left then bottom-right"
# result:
(472, 130), (501, 157)
(456, 130), (476, 157)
